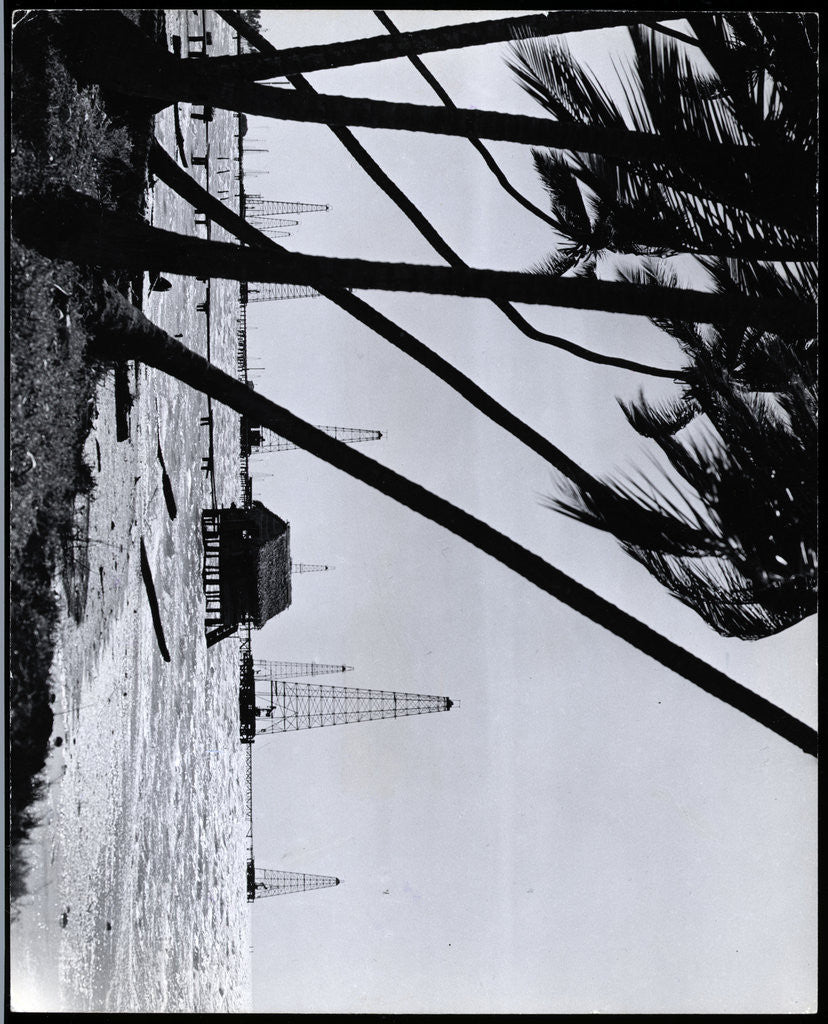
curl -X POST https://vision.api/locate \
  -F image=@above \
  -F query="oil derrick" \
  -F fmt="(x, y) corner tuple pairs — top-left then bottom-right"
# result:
(253, 660), (353, 678)
(251, 223), (298, 243)
(245, 282), (320, 301)
(247, 866), (340, 902)
(248, 425), (383, 452)
(245, 196), (330, 216)
(250, 218), (299, 230)
(249, 678), (453, 736)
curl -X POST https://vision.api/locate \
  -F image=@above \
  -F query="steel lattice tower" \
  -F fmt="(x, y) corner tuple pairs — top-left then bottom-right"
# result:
(253, 659), (353, 678)
(246, 282), (321, 302)
(245, 197), (329, 216)
(251, 679), (453, 735)
(251, 425), (383, 452)
(250, 218), (299, 230)
(249, 867), (340, 901)
(291, 562), (331, 574)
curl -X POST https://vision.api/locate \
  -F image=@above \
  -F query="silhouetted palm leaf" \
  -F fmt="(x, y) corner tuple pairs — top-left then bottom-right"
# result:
(508, 22), (816, 261)
(548, 354), (817, 639)
(623, 548), (816, 639)
(618, 391), (701, 438)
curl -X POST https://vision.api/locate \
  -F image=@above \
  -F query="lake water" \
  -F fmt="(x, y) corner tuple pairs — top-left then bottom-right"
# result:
(11, 10), (253, 1013)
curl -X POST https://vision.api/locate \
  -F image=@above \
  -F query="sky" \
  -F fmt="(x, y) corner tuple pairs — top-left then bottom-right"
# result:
(240, 11), (816, 1014)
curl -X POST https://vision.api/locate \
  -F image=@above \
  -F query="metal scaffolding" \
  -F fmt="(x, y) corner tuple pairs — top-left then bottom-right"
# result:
(247, 217), (299, 229)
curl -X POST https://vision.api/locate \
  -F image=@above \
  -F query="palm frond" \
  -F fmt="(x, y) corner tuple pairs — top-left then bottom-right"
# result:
(546, 386), (817, 636)
(531, 149), (590, 239)
(507, 37), (627, 128)
(512, 17), (818, 641)
(545, 467), (723, 558)
(569, 252), (598, 279)
(530, 248), (585, 278)
(619, 390), (700, 438)
(629, 24), (747, 146)
(623, 546), (816, 638)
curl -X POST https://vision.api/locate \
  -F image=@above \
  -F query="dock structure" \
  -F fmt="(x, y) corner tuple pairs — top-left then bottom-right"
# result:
(202, 501), (292, 646)
(236, 302), (249, 381)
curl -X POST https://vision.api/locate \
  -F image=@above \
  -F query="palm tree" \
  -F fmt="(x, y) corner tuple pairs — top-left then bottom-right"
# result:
(200, 11), (683, 81)
(40, 10), (817, 642)
(547, 334), (817, 640)
(217, 8), (684, 381)
(505, 20), (817, 640)
(50, 9), (811, 208)
(15, 166), (813, 594)
(15, 189), (812, 334)
(507, 18), (817, 263)
(371, 8), (561, 231)
(86, 279), (818, 758)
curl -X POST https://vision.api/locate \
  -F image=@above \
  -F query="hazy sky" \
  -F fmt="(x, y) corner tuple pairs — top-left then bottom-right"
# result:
(240, 11), (816, 1014)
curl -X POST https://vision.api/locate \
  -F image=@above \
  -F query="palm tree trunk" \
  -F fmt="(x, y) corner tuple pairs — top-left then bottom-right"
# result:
(89, 283), (818, 759)
(205, 11), (686, 81)
(650, 22), (701, 46)
(14, 189), (814, 335)
(50, 10), (809, 195)
(15, 157), (787, 565)
(130, 72), (812, 184)
(223, 12), (684, 379)
(112, 146), (717, 557)
(373, 9), (560, 231)
(375, 13), (813, 262)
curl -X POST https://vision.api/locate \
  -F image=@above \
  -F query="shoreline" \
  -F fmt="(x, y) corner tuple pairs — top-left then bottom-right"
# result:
(8, 643), (69, 1012)
(10, 10), (251, 1011)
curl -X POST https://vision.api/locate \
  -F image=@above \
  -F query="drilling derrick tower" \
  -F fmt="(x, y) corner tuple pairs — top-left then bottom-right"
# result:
(247, 425), (383, 453)
(291, 562), (331, 574)
(245, 197), (330, 216)
(253, 659), (353, 678)
(239, 648), (452, 741)
(248, 866), (340, 902)
(245, 282), (321, 302)
(253, 680), (452, 737)
(251, 218), (300, 230)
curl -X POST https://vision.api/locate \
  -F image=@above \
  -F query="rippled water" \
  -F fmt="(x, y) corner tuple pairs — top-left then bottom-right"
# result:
(46, 11), (252, 1012)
